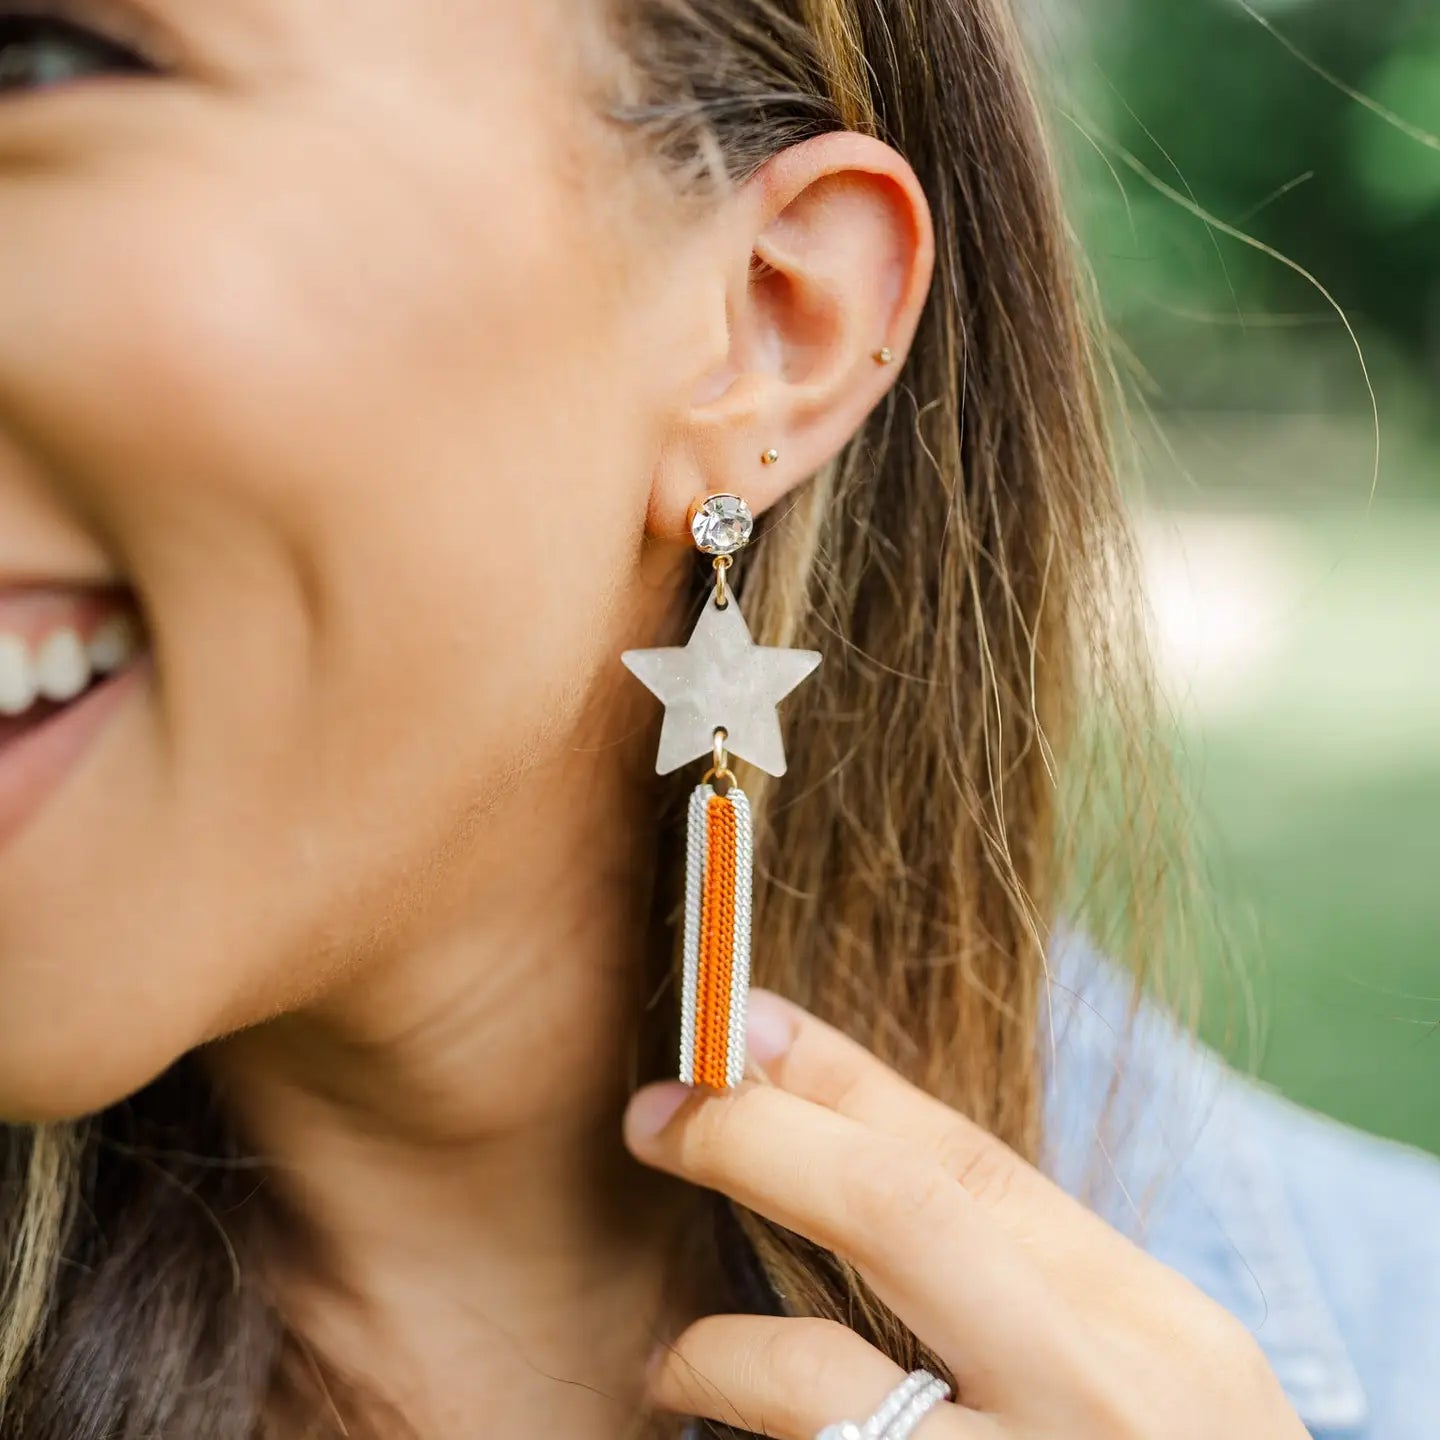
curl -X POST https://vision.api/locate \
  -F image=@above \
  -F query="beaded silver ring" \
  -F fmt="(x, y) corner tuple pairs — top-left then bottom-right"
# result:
(814, 1368), (952, 1440)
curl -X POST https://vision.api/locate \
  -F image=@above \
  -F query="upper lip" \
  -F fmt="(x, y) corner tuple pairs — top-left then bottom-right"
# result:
(0, 577), (131, 598)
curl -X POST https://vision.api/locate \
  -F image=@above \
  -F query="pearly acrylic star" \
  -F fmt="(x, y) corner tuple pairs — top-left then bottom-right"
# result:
(621, 597), (822, 777)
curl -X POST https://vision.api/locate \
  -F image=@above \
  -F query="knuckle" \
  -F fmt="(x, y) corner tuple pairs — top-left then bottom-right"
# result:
(1162, 1279), (1268, 1378)
(1054, 1297), (1281, 1437)
(1199, 1306), (1276, 1392)
(771, 1025), (838, 1100)
(681, 1086), (765, 1174)
(805, 1046), (872, 1116)
(843, 1144), (956, 1238)
(753, 1318), (859, 1399)
(934, 1122), (1018, 1206)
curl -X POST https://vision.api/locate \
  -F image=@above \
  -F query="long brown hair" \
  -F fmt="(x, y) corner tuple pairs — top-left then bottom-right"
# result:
(0, 1), (1198, 1435)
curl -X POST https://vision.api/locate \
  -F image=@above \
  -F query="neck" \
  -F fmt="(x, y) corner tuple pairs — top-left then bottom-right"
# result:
(206, 735), (694, 1440)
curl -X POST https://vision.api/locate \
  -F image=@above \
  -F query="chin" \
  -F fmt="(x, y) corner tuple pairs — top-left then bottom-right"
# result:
(0, 1017), (198, 1126)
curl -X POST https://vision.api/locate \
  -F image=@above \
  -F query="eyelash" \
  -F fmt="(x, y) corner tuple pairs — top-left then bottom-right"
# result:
(0, 0), (165, 77)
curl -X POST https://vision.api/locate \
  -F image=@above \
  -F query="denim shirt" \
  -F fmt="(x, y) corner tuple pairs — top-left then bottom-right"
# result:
(1043, 925), (1440, 1438)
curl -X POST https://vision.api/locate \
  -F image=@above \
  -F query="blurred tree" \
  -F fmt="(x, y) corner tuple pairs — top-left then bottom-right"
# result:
(1048, 0), (1440, 418)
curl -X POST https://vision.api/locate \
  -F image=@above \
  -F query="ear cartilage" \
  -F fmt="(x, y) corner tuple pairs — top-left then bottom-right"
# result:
(679, 781), (754, 1089)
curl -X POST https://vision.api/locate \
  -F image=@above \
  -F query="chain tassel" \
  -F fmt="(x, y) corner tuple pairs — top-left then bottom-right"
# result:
(679, 782), (753, 1089)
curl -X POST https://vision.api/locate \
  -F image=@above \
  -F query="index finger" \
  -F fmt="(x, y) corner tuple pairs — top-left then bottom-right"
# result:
(743, 989), (1123, 1259)
(624, 1076), (1061, 1398)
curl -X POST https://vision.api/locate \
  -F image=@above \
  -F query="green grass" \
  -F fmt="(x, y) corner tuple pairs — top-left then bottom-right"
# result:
(1194, 734), (1440, 1153)
(1152, 481), (1440, 1155)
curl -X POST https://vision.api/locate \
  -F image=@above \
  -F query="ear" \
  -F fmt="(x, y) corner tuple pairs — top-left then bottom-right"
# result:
(649, 131), (934, 539)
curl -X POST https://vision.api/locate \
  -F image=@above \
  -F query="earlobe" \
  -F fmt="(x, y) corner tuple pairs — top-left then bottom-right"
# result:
(651, 131), (935, 541)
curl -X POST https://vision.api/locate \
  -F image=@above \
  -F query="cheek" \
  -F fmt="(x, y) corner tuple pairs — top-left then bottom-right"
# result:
(0, 106), (656, 1119)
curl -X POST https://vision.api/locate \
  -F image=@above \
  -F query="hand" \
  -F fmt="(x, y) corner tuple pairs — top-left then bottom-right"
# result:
(622, 990), (1309, 1440)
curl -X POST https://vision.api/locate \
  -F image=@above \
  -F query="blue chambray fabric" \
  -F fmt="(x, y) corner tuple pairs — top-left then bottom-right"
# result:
(1044, 923), (1440, 1437)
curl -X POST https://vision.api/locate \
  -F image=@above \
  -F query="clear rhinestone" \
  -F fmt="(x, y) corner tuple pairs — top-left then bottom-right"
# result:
(815, 1425), (863, 1440)
(690, 493), (754, 555)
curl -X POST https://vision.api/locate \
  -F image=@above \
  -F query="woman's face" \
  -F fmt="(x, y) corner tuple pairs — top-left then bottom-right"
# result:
(0, 0), (714, 1118)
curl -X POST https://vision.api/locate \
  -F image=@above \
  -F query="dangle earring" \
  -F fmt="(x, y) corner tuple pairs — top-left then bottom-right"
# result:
(621, 489), (822, 1090)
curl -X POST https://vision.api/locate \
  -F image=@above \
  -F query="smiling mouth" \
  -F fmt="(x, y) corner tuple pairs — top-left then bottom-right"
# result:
(0, 584), (150, 851)
(0, 586), (146, 727)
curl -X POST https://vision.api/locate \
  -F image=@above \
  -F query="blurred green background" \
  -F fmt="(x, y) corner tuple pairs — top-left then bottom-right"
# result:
(1035, 0), (1440, 1154)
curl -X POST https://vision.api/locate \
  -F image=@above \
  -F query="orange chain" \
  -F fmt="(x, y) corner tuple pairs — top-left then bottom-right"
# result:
(693, 794), (738, 1089)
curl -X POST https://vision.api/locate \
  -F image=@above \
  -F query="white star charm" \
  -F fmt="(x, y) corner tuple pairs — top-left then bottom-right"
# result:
(621, 598), (822, 776)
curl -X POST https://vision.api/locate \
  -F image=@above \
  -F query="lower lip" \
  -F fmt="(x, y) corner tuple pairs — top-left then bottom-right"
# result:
(0, 655), (148, 856)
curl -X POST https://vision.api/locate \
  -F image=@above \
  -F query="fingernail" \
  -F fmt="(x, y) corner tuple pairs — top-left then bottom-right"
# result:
(746, 988), (798, 1067)
(626, 1082), (692, 1141)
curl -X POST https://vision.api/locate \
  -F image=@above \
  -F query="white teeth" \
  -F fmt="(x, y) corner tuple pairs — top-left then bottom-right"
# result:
(35, 629), (90, 702)
(0, 636), (38, 717)
(0, 612), (145, 719)
(87, 612), (143, 675)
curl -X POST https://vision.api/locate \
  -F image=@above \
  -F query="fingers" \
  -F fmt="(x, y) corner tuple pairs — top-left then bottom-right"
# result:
(744, 990), (1118, 1262)
(625, 1078), (1060, 1391)
(648, 1314), (992, 1440)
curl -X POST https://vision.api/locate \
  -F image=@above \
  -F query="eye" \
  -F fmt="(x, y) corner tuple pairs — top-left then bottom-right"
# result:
(0, 14), (152, 95)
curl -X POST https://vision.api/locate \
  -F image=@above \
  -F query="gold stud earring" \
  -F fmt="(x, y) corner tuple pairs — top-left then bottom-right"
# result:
(873, 347), (895, 366)
(761, 448), (780, 466)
